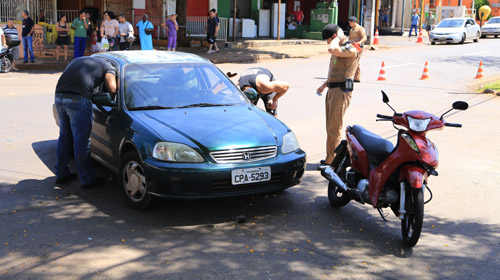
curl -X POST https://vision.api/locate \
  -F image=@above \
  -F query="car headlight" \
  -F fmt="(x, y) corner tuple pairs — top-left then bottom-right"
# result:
(407, 116), (431, 132)
(401, 133), (420, 154)
(282, 131), (300, 154)
(152, 142), (204, 162)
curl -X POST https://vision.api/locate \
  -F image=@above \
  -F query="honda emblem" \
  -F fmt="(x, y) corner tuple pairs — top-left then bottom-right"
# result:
(243, 152), (251, 160)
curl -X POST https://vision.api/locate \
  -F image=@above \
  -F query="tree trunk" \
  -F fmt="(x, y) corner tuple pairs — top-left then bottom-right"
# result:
(176, 0), (187, 47)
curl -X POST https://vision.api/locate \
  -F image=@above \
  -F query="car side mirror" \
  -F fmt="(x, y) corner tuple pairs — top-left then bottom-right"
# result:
(243, 88), (258, 102)
(452, 101), (468, 111)
(92, 92), (117, 107)
(466, 24), (471, 27)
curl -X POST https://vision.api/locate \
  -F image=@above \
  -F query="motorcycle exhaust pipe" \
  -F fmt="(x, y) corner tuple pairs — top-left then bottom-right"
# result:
(320, 166), (348, 192)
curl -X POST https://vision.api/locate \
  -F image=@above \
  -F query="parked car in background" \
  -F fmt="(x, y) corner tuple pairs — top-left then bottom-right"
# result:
(54, 51), (306, 209)
(481, 17), (500, 38)
(429, 18), (481, 45)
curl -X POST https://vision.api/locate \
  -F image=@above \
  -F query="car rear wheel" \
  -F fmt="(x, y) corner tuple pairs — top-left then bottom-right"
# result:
(474, 32), (480, 42)
(459, 33), (465, 44)
(495, 35), (499, 38)
(120, 151), (155, 210)
(481, 35), (486, 38)
(431, 42), (435, 45)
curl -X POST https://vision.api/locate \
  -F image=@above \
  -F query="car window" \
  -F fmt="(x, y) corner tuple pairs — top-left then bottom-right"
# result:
(437, 19), (464, 28)
(488, 18), (500, 24)
(124, 63), (247, 110)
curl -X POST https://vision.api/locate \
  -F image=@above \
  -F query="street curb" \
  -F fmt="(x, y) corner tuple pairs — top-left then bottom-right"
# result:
(469, 75), (500, 89)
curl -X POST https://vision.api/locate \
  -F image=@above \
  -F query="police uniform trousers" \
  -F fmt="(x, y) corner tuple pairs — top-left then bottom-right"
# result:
(325, 87), (352, 164)
(354, 52), (362, 81)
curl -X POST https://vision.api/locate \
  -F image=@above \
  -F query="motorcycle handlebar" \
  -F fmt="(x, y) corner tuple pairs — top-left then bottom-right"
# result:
(445, 122), (462, 128)
(376, 114), (393, 120)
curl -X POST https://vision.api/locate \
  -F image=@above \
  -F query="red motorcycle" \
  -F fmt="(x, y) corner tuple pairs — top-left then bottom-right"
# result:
(321, 91), (468, 247)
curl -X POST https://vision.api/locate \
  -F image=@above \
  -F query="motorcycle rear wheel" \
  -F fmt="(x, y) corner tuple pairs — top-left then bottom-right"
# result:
(1, 58), (12, 73)
(327, 143), (351, 208)
(401, 184), (424, 247)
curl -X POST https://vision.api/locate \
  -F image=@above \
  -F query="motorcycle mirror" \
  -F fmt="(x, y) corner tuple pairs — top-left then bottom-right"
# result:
(381, 90), (390, 103)
(452, 101), (468, 111)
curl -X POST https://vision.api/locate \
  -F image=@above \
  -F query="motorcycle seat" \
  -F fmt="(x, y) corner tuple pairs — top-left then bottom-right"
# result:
(351, 125), (394, 167)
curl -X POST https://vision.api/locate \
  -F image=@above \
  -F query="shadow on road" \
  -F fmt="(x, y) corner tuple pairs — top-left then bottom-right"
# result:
(0, 140), (497, 278)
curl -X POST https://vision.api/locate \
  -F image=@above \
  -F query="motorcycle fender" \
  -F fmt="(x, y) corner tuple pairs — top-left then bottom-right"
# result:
(399, 165), (427, 189)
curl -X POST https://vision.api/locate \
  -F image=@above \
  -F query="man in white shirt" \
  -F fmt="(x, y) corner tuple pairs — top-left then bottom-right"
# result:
(118, 14), (134, 50)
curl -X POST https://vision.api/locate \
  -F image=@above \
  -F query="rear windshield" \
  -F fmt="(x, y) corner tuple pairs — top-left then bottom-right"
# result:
(437, 19), (464, 28)
(123, 63), (247, 110)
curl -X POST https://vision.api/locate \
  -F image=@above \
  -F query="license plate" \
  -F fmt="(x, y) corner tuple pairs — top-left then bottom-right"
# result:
(231, 167), (271, 185)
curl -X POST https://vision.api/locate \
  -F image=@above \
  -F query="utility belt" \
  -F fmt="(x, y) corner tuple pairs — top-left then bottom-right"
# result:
(327, 79), (354, 92)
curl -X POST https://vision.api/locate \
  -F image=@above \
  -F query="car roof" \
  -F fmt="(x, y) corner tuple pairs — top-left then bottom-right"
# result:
(92, 50), (210, 65)
(441, 18), (467, 21)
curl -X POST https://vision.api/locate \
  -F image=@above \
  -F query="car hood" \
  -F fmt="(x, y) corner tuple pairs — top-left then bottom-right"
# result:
(132, 105), (280, 151)
(482, 23), (500, 28)
(432, 27), (464, 33)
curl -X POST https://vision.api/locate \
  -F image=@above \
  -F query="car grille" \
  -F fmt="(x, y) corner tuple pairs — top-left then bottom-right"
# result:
(210, 146), (278, 163)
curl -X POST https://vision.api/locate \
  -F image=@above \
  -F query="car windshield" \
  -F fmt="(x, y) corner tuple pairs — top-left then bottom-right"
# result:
(124, 63), (247, 110)
(487, 18), (500, 24)
(437, 19), (464, 28)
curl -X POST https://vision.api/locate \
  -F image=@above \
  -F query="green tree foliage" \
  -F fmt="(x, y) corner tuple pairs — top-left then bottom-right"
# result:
(474, 0), (490, 20)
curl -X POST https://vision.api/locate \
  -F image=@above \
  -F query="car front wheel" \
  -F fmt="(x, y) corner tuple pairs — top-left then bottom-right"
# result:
(120, 151), (155, 210)
(459, 33), (466, 44)
(474, 32), (480, 42)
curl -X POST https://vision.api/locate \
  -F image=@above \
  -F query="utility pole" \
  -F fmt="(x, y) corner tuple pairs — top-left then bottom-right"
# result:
(233, 0), (236, 41)
(401, 0), (406, 33)
(277, 0), (281, 41)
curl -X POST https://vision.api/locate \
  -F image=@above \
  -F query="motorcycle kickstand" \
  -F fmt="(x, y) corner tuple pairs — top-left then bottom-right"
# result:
(377, 208), (389, 222)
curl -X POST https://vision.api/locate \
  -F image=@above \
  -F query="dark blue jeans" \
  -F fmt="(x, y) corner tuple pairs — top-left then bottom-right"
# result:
(22, 36), (35, 62)
(55, 94), (95, 185)
(409, 25), (418, 37)
(74, 37), (86, 58)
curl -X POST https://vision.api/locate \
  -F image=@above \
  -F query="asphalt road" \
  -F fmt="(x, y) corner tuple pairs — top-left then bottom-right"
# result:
(1, 38), (500, 279)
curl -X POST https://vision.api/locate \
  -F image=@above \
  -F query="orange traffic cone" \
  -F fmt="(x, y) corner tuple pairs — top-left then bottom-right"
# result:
(373, 29), (380, 45)
(420, 61), (430, 80)
(416, 30), (424, 43)
(377, 61), (387, 81)
(475, 61), (484, 79)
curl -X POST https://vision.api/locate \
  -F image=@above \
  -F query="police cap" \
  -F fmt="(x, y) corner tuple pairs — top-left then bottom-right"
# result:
(322, 24), (339, 40)
(348, 16), (358, 22)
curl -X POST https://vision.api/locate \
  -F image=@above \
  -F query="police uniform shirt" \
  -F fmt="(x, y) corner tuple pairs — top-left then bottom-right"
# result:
(327, 43), (358, 83)
(238, 68), (275, 94)
(55, 57), (116, 99)
(348, 25), (366, 43)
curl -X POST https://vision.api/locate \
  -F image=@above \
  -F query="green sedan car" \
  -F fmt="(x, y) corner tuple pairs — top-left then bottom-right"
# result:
(87, 51), (306, 209)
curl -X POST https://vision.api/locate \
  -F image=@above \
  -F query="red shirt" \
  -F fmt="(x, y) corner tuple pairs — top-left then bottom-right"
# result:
(293, 10), (304, 22)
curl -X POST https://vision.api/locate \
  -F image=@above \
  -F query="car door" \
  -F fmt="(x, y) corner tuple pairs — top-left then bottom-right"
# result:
(466, 19), (475, 38)
(90, 59), (121, 170)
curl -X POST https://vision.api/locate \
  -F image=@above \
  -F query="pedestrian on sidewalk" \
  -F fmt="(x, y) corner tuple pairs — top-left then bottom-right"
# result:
(425, 11), (436, 41)
(54, 56), (117, 189)
(237, 67), (289, 116)
(2, 19), (19, 71)
(161, 13), (178, 51)
(205, 9), (220, 54)
(101, 11), (119, 51)
(0, 25), (5, 48)
(85, 12), (94, 53)
(293, 6), (304, 25)
(409, 11), (419, 37)
(55, 15), (69, 62)
(348, 16), (366, 82)
(136, 14), (154, 50)
(72, 10), (90, 58)
(21, 10), (35, 63)
(317, 24), (359, 167)
(118, 14), (134, 50)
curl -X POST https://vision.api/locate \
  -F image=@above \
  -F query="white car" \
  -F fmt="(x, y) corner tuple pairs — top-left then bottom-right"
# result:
(429, 17), (481, 45)
(481, 16), (500, 38)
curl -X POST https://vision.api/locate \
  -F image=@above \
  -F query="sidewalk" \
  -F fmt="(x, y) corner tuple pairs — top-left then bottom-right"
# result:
(14, 35), (422, 71)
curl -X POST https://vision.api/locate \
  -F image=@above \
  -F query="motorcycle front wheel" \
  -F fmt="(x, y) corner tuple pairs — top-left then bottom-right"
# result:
(401, 184), (424, 247)
(1, 57), (12, 73)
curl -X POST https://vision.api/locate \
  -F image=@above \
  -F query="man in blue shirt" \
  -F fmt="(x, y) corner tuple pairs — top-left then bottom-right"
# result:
(21, 10), (35, 63)
(409, 11), (420, 37)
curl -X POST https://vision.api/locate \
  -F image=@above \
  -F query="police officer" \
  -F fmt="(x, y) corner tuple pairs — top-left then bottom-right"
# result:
(317, 24), (358, 167)
(237, 67), (289, 116)
(348, 16), (366, 82)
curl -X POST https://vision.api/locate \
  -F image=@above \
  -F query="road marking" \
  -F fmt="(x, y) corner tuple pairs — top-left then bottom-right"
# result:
(372, 63), (414, 70)
(469, 51), (490, 55)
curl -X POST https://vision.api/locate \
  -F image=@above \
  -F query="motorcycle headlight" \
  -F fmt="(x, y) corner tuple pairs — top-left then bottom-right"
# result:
(407, 116), (431, 132)
(401, 133), (420, 154)
(152, 142), (204, 163)
(282, 131), (300, 154)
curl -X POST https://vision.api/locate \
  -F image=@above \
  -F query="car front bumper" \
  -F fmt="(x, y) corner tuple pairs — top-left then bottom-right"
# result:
(481, 30), (500, 36)
(142, 149), (307, 199)
(429, 33), (463, 43)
